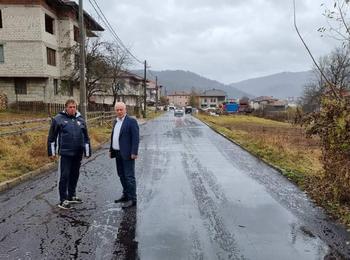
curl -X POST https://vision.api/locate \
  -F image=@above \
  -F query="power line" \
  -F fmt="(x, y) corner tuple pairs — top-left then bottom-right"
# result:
(88, 0), (142, 64)
(88, 0), (160, 87)
(88, 0), (144, 65)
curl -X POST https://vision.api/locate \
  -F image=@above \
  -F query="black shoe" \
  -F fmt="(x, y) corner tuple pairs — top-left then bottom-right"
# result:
(121, 200), (137, 208)
(58, 200), (71, 210)
(114, 196), (128, 203)
(67, 196), (83, 204)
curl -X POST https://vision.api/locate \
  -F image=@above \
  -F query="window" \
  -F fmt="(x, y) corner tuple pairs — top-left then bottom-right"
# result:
(15, 78), (27, 95)
(68, 85), (73, 96)
(74, 54), (79, 69)
(0, 45), (4, 63)
(0, 10), (3, 28)
(74, 26), (79, 42)
(45, 14), (54, 34)
(47, 47), (56, 66)
(53, 79), (58, 95)
(60, 80), (73, 96)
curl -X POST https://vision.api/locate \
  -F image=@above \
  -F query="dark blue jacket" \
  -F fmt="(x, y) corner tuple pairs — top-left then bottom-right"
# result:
(110, 115), (139, 160)
(47, 111), (91, 157)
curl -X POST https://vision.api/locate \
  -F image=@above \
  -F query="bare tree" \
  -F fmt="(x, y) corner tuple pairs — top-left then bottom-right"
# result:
(319, 0), (350, 43)
(295, 0), (350, 205)
(104, 42), (130, 106)
(323, 47), (350, 89)
(85, 38), (112, 101)
(61, 37), (112, 103)
(301, 47), (350, 112)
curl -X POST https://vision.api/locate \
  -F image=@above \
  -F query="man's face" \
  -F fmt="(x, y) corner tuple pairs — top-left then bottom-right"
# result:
(66, 103), (77, 116)
(115, 104), (126, 119)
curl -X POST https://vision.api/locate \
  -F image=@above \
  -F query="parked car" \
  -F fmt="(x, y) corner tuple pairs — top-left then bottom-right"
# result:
(185, 106), (193, 114)
(200, 107), (217, 113)
(174, 108), (184, 117)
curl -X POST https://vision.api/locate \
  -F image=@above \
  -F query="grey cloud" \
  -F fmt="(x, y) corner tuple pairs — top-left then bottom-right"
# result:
(85, 0), (339, 83)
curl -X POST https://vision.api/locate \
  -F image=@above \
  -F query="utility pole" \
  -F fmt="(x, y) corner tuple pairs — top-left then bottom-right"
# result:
(79, 0), (87, 120)
(143, 60), (147, 118)
(155, 76), (158, 112)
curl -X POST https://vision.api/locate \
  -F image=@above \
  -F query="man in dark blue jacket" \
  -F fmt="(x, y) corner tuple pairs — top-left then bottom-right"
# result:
(48, 99), (91, 209)
(109, 102), (139, 208)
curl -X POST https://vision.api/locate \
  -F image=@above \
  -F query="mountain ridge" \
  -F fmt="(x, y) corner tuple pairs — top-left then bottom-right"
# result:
(229, 71), (315, 98)
(132, 69), (250, 98)
(132, 69), (315, 99)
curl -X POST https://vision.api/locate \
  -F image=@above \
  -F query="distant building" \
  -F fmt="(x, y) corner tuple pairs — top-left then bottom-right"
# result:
(250, 96), (288, 111)
(146, 79), (161, 106)
(199, 89), (226, 108)
(167, 91), (191, 107)
(267, 99), (288, 111)
(91, 71), (144, 107)
(250, 96), (277, 110)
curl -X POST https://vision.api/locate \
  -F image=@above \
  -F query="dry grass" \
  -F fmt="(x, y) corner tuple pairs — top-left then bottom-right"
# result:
(0, 130), (51, 182)
(197, 114), (322, 185)
(0, 109), (157, 183)
(198, 115), (350, 226)
(0, 124), (111, 183)
(197, 114), (350, 225)
(0, 111), (48, 121)
(146, 109), (164, 120)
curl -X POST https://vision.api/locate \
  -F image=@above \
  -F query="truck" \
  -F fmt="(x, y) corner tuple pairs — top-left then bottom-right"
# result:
(223, 102), (239, 113)
(238, 97), (252, 113)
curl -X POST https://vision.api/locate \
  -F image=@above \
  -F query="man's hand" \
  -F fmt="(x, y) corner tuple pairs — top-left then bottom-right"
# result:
(131, 154), (138, 160)
(49, 155), (57, 161)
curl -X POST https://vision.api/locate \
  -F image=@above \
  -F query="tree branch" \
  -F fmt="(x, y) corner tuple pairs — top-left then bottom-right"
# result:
(293, 0), (340, 99)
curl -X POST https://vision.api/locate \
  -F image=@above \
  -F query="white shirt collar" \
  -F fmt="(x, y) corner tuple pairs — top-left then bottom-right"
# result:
(117, 115), (126, 122)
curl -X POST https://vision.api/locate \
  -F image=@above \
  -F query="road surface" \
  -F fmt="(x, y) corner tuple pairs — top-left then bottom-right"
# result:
(0, 112), (349, 259)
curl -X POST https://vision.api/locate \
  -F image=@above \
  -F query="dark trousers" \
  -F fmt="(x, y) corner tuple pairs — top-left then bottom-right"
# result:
(115, 151), (136, 202)
(59, 154), (82, 202)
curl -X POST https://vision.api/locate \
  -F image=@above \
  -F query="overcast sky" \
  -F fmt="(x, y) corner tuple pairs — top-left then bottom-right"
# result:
(84, 0), (340, 84)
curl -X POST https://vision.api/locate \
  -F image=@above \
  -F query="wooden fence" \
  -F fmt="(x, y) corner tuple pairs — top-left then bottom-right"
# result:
(8, 101), (113, 115)
(0, 111), (116, 137)
(87, 111), (115, 126)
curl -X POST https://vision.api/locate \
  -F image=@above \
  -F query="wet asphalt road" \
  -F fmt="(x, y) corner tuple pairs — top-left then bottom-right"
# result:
(1, 112), (350, 259)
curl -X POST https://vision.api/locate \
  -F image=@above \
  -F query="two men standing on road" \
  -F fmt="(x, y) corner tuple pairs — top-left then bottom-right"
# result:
(47, 99), (139, 210)
(47, 99), (91, 209)
(110, 102), (139, 208)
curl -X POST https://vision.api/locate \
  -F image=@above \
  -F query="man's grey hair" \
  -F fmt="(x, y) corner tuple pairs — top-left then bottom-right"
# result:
(114, 101), (126, 110)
